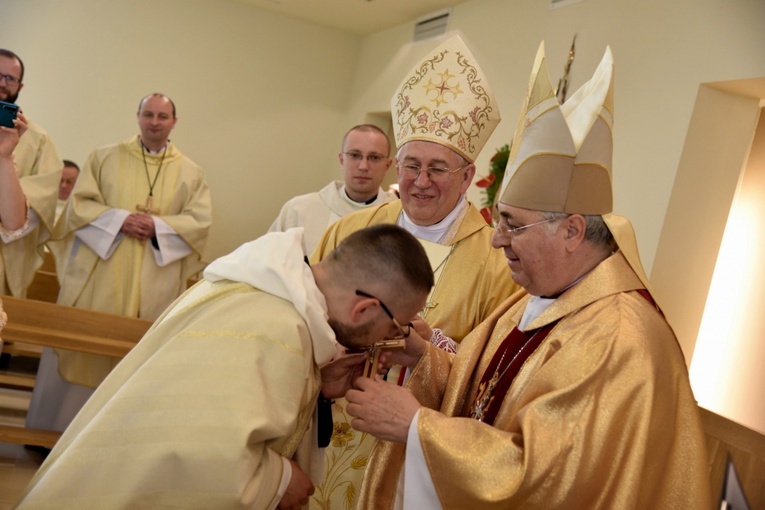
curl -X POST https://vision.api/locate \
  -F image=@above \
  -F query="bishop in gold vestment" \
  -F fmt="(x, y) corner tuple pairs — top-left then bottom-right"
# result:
(308, 36), (520, 510)
(350, 43), (712, 509)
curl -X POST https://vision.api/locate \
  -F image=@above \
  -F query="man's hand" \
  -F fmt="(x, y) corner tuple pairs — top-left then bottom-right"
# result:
(320, 352), (366, 399)
(382, 323), (428, 370)
(277, 459), (314, 510)
(345, 375), (421, 443)
(120, 213), (156, 241)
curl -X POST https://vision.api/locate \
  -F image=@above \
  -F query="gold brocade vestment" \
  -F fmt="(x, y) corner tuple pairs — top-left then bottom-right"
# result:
(309, 200), (520, 510)
(359, 251), (713, 510)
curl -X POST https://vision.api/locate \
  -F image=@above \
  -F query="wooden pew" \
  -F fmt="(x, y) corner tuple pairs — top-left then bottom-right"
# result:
(25, 250), (60, 304)
(701, 406), (765, 508)
(0, 296), (152, 447)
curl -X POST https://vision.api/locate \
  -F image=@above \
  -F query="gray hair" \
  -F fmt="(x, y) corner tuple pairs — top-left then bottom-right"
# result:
(540, 211), (616, 250)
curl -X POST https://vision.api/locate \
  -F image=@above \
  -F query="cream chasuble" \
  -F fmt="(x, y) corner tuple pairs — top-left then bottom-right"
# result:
(309, 200), (520, 510)
(360, 252), (712, 510)
(16, 229), (337, 510)
(1, 118), (62, 296)
(269, 180), (393, 254)
(32, 136), (211, 404)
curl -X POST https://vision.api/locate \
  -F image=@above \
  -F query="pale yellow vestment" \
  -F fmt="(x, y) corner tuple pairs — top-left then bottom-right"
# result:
(1, 119), (61, 296)
(309, 200), (520, 510)
(16, 280), (324, 510)
(360, 252), (713, 510)
(311, 200), (518, 341)
(52, 136), (212, 388)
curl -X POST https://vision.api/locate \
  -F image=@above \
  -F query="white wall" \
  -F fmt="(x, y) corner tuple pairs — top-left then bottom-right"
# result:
(3, 0), (360, 261)
(344, 0), (765, 275)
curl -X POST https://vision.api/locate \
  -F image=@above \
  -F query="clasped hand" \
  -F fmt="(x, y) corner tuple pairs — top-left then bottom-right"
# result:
(120, 213), (156, 241)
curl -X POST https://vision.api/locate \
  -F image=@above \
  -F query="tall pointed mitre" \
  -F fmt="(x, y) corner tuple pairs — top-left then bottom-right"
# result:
(499, 42), (655, 301)
(390, 35), (500, 163)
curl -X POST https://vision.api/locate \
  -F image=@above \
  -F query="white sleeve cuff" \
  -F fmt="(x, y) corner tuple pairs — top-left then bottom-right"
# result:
(404, 408), (442, 509)
(75, 209), (130, 260)
(151, 217), (192, 267)
(268, 456), (292, 510)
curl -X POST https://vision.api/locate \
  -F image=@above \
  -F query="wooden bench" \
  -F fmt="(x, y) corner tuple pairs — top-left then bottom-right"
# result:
(701, 406), (765, 508)
(0, 296), (152, 447)
(25, 250), (60, 304)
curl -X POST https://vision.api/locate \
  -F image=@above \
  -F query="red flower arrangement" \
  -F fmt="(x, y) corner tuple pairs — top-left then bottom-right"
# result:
(476, 144), (510, 224)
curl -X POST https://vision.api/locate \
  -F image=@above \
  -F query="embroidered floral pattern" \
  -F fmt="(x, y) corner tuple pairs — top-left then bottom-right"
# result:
(312, 400), (371, 510)
(392, 47), (497, 161)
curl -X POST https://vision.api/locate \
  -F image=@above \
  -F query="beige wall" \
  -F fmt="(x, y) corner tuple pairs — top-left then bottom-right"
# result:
(3, 0), (360, 262)
(652, 84), (762, 363)
(688, 104), (765, 433)
(5, 0), (765, 277)
(344, 0), (765, 276)
(651, 81), (765, 432)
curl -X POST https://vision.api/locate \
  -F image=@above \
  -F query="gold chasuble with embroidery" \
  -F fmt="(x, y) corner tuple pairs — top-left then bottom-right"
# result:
(309, 200), (519, 509)
(53, 136), (211, 387)
(360, 252), (712, 509)
(1, 118), (62, 296)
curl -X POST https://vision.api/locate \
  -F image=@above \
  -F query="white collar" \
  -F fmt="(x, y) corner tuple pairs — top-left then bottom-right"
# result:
(398, 195), (467, 243)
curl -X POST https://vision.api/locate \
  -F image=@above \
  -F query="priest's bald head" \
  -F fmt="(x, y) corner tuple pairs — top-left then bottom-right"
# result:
(314, 224), (433, 351)
(137, 93), (177, 152)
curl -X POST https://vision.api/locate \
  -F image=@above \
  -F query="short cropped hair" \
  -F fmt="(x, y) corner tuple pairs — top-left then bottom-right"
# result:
(341, 124), (391, 155)
(328, 224), (433, 301)
(137, 93), (177, 118)
(0, 49), (24, 82)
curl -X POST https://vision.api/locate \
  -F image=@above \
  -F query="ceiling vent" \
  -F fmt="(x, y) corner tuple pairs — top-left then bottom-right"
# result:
(413, 9), (451, 42)
(549, 0), (585, 8)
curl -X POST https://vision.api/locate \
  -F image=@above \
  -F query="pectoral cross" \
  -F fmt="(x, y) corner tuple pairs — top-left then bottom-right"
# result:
(136, 195), (159, 215)
(421, 300), (437, 317)
(470, 376), (498, 422)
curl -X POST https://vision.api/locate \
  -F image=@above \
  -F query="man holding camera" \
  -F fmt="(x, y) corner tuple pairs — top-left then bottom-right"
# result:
(0, 48), (62, 298)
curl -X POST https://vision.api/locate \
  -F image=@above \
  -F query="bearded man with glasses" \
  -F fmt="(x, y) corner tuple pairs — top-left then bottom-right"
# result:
(308, 36), (520, 510)
(269, 124), (395, 253)
(0, 48), (63, 299)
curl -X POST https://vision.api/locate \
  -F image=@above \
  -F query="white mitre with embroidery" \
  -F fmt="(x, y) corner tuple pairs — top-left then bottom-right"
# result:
(390, 35), (500, 163)
(499, 42), (656, 304)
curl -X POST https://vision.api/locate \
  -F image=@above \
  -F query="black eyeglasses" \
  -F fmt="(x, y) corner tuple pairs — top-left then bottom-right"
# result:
(355, 290), (412, 340)
(0, 73), (21, 86)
